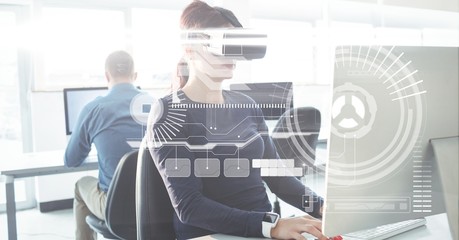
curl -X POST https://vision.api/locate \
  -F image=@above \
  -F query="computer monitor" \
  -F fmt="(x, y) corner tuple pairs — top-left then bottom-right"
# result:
(322, 46), (458, 236)
(431, 136), (459, 240)
(229, 82), (293, 120)
(63, 87), (108, 135)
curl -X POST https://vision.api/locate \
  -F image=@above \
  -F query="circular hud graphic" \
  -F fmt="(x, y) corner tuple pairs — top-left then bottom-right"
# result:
(327, 46), (427, 185)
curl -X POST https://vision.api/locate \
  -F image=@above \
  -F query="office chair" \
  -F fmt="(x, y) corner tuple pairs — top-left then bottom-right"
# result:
(85, 150), (138, 240)
(272, 106), (321, 169)
(271, 107), (321, 216)
(136, 140), (176, 240)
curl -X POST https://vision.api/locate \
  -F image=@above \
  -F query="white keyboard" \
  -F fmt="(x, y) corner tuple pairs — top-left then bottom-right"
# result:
(342, 218), (427, 240)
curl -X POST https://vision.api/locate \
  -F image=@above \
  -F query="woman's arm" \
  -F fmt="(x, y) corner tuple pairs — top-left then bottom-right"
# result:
(151, 144), (266, 237)
(255, 107), (324, 218)
(261, 133), (324, 218)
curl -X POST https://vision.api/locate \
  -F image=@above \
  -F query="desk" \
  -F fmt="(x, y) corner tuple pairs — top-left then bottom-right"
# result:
(193, 213), (452, 239)
(0, 150), (98, 240)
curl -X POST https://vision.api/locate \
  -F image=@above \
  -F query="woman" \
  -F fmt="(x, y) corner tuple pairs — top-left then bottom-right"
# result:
(147, 1), (328, 239)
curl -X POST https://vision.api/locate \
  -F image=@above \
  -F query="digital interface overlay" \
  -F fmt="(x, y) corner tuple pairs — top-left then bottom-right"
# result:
(323, 46), (458, 236)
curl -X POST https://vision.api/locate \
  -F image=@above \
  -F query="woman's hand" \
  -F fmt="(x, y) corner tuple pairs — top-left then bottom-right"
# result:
(270, 215), (328, 240)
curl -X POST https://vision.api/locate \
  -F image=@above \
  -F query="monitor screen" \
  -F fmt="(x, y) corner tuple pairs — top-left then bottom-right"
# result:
(63, 87), (108, 135)
(322, 46), (458, 236)
(229, 82), (293, 120)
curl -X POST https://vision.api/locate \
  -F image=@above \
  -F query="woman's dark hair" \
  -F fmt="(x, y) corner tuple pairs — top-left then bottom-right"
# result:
(176, 57), (189, 89)
(175, 0), (243, 89)
(180, 0), (242, 29)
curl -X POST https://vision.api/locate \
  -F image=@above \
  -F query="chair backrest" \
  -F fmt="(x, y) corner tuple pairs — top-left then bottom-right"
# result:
(136, 141), (176, 240)
(105, 150), (138, 240)
(272, 107), (321, 169)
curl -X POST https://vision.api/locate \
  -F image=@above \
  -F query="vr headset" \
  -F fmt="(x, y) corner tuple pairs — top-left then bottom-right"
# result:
(184, 29), (267, 61)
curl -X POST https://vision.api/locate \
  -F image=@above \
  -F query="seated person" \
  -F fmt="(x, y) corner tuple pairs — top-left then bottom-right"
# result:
(64, 50), (145, 240)
(146, 1), (327, 240)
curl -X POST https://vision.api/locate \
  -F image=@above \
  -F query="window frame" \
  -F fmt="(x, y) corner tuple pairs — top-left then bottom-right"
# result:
(0, 4), (36, 212)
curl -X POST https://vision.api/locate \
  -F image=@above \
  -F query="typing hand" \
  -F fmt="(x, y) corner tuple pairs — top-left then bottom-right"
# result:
(271, 215), (328, 240)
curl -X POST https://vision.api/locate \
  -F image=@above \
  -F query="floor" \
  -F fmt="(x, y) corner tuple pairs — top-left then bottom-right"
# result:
(0, 208), (74, 240)
(0, 208), (109, 240)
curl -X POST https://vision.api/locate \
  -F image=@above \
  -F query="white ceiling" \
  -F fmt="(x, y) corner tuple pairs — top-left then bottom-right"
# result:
(27, 0), (459, 13)
(4, 0), (459, 29)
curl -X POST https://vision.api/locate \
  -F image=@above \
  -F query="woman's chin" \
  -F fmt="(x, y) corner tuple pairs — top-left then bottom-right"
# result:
(211, 75), (233, 82)
(207, 69), (234, 81)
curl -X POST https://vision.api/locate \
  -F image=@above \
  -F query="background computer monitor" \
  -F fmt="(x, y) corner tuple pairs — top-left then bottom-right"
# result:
(229, 82), (293, 120)
(322, 46), (458, 236)
(63, 87), (108, 135)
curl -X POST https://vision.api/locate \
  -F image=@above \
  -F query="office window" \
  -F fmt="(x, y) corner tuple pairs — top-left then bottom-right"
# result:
(250, 19), (314, 85)
(35, 7), (126, 90)
(0, 10), (22, 157)
(0, 8), (30, 210)
(131, 8), (182, 89)
(374, 27), (422, 46)
(422, 28), (459, 46)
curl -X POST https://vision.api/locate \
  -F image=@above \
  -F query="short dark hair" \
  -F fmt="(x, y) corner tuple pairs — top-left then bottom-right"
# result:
(105, 50), (135, 79)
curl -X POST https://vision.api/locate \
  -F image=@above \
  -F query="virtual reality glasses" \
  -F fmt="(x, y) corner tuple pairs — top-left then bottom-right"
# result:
(183, 29), (267, 61)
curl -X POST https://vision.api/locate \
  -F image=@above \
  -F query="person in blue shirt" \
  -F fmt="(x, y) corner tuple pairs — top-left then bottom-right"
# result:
(146, 1), (327, 240)
(64, 50), (145, 240)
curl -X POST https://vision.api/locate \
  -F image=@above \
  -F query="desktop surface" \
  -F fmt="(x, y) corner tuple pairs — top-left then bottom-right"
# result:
(0, 150), (98, 178)
(191, 213), (451, 240)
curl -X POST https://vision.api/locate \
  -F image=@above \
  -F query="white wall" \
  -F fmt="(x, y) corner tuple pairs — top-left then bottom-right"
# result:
(30, 91), (97, 203)
(31, 92), (66, 151)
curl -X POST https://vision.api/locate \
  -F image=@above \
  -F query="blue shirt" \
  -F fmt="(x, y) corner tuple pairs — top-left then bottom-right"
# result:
(147, 90), (323, 239)
(64, 83), (145, 192)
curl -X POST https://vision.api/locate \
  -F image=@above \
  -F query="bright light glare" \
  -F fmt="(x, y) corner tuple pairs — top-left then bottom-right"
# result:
(35, 7), (126, 87)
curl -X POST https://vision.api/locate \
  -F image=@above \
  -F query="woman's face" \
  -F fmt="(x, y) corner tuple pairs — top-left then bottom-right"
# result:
(189, 44), (236, 81)
(187, 24), (237, 83)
